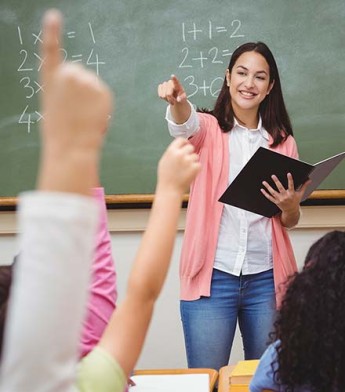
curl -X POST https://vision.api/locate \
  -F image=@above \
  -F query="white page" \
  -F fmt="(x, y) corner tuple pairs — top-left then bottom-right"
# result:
(302, 151), (345, 201)
(130, 374), (209, 392)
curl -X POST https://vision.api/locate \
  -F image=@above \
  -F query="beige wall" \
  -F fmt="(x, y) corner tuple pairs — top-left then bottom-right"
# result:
(0, 206), (344, 368)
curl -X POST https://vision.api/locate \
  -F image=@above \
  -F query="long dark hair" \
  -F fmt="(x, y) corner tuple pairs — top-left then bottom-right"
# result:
(201, 42), (293, 147)
(271, 230), (345, 391)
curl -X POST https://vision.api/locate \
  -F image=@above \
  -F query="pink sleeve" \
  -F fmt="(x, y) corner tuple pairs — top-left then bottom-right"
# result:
(79, 187), (117, 358)
(272, 135), (299, 159)
(287, 135), (299, 159)
(188, 113), (215, 152)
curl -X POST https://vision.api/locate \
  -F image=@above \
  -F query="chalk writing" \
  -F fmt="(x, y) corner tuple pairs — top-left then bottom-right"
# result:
(16, 23), (105, 133)
(178, 20), (246, 100)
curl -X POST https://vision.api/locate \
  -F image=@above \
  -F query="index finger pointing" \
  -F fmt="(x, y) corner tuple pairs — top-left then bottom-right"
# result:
(41, 9), (63, 88)
(171, 74), (183, 91)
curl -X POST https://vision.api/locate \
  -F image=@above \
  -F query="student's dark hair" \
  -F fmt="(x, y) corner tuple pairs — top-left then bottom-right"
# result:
(270, 230), (345, 391)
(0, 264), (14, 360)
(200, 41), (293, 147)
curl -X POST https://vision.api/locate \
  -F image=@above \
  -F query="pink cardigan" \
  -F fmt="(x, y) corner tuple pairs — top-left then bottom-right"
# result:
(79, 187), (117, 357)
(180, 113), (298, 307)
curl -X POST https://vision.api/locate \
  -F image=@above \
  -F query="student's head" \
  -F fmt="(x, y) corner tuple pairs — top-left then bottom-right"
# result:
(0, 265), (13, 360)
(273, 230), (345, 391)
(212, 42), (292, 146)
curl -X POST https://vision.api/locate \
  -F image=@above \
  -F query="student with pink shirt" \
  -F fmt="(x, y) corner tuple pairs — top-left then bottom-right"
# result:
(158, 42), (310, 371)
(0, 9), (200, 392)
(79, 186), (117, 358)
(0, 186), (116, 361)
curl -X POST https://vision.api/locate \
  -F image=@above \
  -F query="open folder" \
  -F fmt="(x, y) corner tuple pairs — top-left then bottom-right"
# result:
(219, 147), (345, 218)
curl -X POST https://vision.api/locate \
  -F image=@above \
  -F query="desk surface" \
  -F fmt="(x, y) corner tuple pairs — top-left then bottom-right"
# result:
(134, 368), (218, 392)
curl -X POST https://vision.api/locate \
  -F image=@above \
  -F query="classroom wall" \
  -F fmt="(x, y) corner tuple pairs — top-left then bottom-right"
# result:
(0, 206), (344, 369)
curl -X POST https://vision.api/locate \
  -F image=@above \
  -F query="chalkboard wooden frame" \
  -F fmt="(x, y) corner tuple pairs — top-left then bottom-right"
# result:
(1, 190), (345, 209)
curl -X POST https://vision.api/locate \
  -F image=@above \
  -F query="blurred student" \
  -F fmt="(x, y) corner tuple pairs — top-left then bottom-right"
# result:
(0, 9), (200, 392)
(250, 230), (345, 392)
(0, 187), (116, 361)
(0, 7), (112, 391)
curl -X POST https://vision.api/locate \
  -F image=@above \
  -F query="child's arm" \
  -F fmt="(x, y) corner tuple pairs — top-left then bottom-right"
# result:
(79, 187), (117, 358)
(37, 11), (111, 196)
(0, 9), (112, 392)
(98, 137), (200, 377)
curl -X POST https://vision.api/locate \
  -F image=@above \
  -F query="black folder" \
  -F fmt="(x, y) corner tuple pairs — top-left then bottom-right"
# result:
(219, 147), (345, 218)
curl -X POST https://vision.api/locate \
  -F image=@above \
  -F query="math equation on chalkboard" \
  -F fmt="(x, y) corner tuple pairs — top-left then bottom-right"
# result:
(177, 20), (246, 100)
(16, 22), (105, 133)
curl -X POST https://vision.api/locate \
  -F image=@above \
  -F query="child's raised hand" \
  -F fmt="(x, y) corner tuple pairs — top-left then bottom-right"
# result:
(38, 9), (113, 194)
(157, 137), (201, 194)
(40, 9), (112, 154)
(157, 75), (187, 106)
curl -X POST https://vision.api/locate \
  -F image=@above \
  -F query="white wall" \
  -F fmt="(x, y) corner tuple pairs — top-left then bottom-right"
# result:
(0, 205), (344, 369)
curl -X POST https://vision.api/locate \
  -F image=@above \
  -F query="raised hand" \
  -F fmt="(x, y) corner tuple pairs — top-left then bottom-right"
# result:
(157, 74), (187, 106)
(97, 138), (200, 379)
(40, 10), (112, 153)
(38, 9), (113, 195)
(157, 137), (201, 194)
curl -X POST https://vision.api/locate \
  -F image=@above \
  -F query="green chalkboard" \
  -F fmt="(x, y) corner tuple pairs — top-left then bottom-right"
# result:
(1, 0), (344, 201)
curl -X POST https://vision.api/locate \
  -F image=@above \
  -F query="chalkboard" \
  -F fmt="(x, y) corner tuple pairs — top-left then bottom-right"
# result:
(1, 0), (344, 204)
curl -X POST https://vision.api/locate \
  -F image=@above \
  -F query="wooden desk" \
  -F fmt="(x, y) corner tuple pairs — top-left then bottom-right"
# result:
(218, 365), (235, 392)
(133, 368), (218, 391)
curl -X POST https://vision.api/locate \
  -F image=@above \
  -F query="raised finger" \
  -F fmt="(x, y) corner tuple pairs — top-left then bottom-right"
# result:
(41, 9), (63, 90)
(171, 74), (183, 92)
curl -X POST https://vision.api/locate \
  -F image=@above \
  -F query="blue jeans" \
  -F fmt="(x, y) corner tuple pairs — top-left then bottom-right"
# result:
(180, 268), (276, 370)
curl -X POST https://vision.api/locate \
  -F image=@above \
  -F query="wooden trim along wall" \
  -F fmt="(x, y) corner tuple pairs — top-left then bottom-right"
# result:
(1, 189), (345, 208)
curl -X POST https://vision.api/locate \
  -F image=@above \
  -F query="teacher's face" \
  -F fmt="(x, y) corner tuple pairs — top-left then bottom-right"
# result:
(226, 51), (273, 114)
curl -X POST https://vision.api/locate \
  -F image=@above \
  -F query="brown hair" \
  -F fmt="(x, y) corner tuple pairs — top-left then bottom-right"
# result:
(200, 42), (293, 147)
